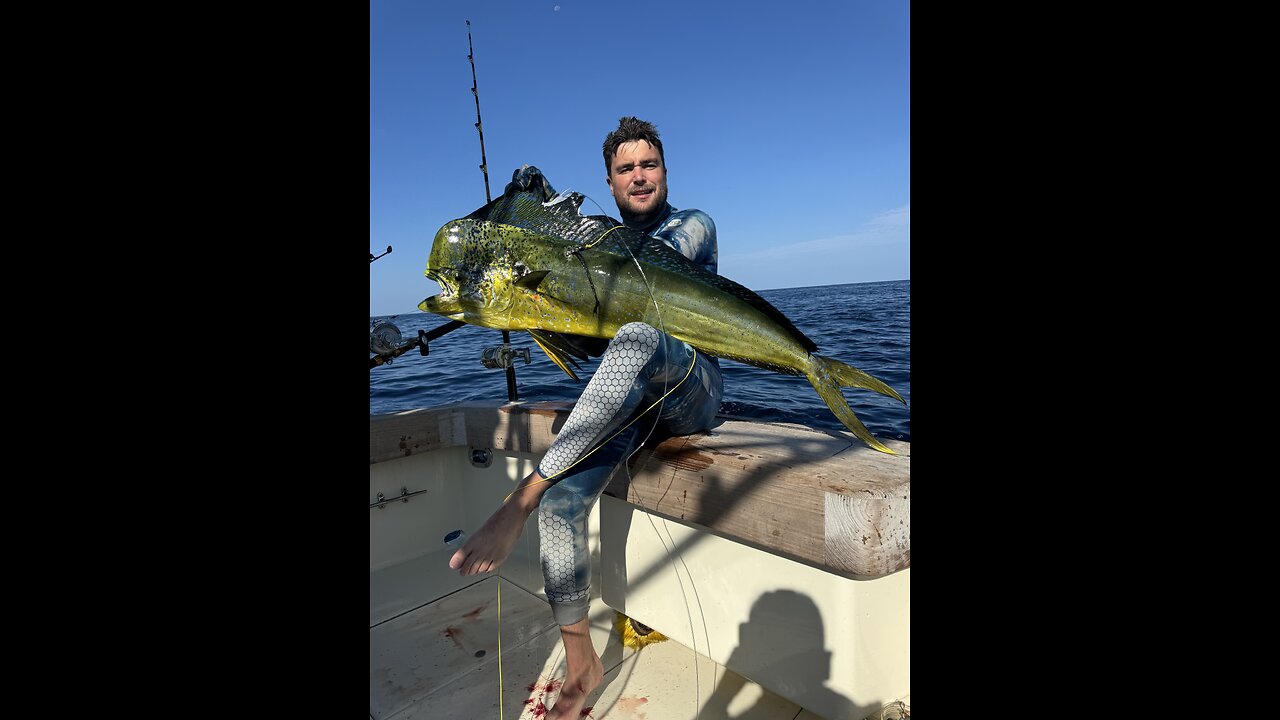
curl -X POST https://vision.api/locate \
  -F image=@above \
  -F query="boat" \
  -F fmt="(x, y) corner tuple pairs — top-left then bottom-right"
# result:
(370, 18), (908, 714)
(370, 391), (910, 719)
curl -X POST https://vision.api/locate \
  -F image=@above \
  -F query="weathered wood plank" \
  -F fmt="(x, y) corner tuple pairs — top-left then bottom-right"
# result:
(606, 420), (910, 579)
(369, 402), (574, 463)
(467, 401), (573, 455)
(369, 407), (468, 464)
(371, 402), (910, 578)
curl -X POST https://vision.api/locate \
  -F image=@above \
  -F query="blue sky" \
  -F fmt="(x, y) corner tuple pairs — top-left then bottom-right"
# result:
(370, 0), (909, 317)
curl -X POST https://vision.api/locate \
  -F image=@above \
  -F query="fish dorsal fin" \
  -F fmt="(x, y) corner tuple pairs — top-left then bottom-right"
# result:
(466, 188), (611, 249)
(541, 189), (584, 212)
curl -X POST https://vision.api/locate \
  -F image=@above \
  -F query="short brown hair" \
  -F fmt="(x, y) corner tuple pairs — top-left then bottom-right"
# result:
(602, 116), (664, 174)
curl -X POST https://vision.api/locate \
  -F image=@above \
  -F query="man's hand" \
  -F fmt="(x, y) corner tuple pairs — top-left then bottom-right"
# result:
(505, 164), (558, 202)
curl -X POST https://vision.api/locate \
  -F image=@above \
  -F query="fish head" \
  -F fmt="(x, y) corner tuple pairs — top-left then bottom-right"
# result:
(418, 219), (555, 330)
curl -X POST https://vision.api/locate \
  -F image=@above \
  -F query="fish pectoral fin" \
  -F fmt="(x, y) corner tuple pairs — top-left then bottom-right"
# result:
(515, 270), (551, 291)
(528, 330), (589, 361)
(527, 330), (584, 381)
(539, 331), (609, 359)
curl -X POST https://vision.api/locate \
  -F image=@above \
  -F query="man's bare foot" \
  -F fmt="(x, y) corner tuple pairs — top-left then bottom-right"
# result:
(448, 499), (530, 576)
(449, 473), (551, 576)
(548, 618), (604, 719)
(547, 652), (604, 719)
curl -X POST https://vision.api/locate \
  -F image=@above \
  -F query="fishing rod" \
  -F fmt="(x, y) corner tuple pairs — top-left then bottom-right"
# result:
(369, 319), (466, 369)
(467, 20), (492, 204)
(467, 19), (521, 402)
(369, 23), (527, 384)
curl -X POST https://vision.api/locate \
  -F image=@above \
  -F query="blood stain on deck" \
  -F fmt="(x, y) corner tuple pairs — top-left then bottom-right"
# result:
(442, 626), (463, 650)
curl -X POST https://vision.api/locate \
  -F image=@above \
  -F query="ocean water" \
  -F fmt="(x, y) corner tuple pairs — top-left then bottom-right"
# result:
(370, 279), (910, 442)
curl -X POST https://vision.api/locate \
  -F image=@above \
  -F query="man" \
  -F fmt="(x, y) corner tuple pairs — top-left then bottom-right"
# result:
(448, 116), (723, 719)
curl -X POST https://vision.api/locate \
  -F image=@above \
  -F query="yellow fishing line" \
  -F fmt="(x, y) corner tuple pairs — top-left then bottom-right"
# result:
(583, 224), (624, 249)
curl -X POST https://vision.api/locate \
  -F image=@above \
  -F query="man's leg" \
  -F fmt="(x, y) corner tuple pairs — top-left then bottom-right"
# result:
(449, 322), (665, 578)
(448, 322), (696, 718)
(536, 423), (644, 719)
(536, 422), (644, 622)
(548, 616), (604, 720)
(545, 333), (720, 720)
(534, 323), (672, 717)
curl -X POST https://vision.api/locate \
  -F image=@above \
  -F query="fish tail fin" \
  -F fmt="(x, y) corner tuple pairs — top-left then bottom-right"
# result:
(806, 355), (905, 455)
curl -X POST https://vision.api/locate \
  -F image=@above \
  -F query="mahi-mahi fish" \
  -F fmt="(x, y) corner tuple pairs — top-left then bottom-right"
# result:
(419, 187), (906, 454)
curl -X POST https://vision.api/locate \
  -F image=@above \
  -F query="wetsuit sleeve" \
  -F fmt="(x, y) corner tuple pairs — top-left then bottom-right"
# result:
(654, 209), (717, 275)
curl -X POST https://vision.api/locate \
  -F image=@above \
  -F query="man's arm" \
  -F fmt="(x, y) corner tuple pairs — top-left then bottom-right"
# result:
(654, 209), (718, 275)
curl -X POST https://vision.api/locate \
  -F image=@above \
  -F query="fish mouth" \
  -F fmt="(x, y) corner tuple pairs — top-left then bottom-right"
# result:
(420, 267), (464, 316)
(425, 267), (458, 299)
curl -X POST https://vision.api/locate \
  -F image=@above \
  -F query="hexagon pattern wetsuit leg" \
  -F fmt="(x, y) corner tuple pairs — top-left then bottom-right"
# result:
(534, 321), (722, 626)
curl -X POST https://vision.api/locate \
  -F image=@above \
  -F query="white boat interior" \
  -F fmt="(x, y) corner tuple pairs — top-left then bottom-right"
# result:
(370, 401), (910, 719)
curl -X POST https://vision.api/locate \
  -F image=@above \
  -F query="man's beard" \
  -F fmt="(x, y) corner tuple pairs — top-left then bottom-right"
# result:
(619, 185), (667, 225)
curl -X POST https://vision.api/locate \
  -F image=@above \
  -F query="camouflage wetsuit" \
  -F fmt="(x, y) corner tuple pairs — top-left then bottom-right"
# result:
(508, 166), (724, 626)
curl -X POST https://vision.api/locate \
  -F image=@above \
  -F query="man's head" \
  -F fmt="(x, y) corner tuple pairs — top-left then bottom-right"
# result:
(603, 116), (668, 226)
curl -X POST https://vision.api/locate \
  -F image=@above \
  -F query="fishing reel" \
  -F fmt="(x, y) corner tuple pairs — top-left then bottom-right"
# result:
(370, 320), (403, 356)
(480, 343), (530, 370)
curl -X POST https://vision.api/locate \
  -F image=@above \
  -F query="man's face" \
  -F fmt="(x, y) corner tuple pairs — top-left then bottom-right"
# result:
(606, 140), (668, 225)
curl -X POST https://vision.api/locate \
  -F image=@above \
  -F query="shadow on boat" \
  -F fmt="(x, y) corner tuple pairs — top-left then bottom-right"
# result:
(593, 420), (902, 718)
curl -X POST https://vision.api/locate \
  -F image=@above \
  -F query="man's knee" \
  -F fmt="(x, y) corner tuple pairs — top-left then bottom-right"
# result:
(539, 482), (588, 520)
(611, 322), (661, 350)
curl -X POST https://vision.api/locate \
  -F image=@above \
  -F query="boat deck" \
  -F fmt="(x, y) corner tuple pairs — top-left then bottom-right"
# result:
(370, 547), (860, 720)
(370, 405), (910, 719)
